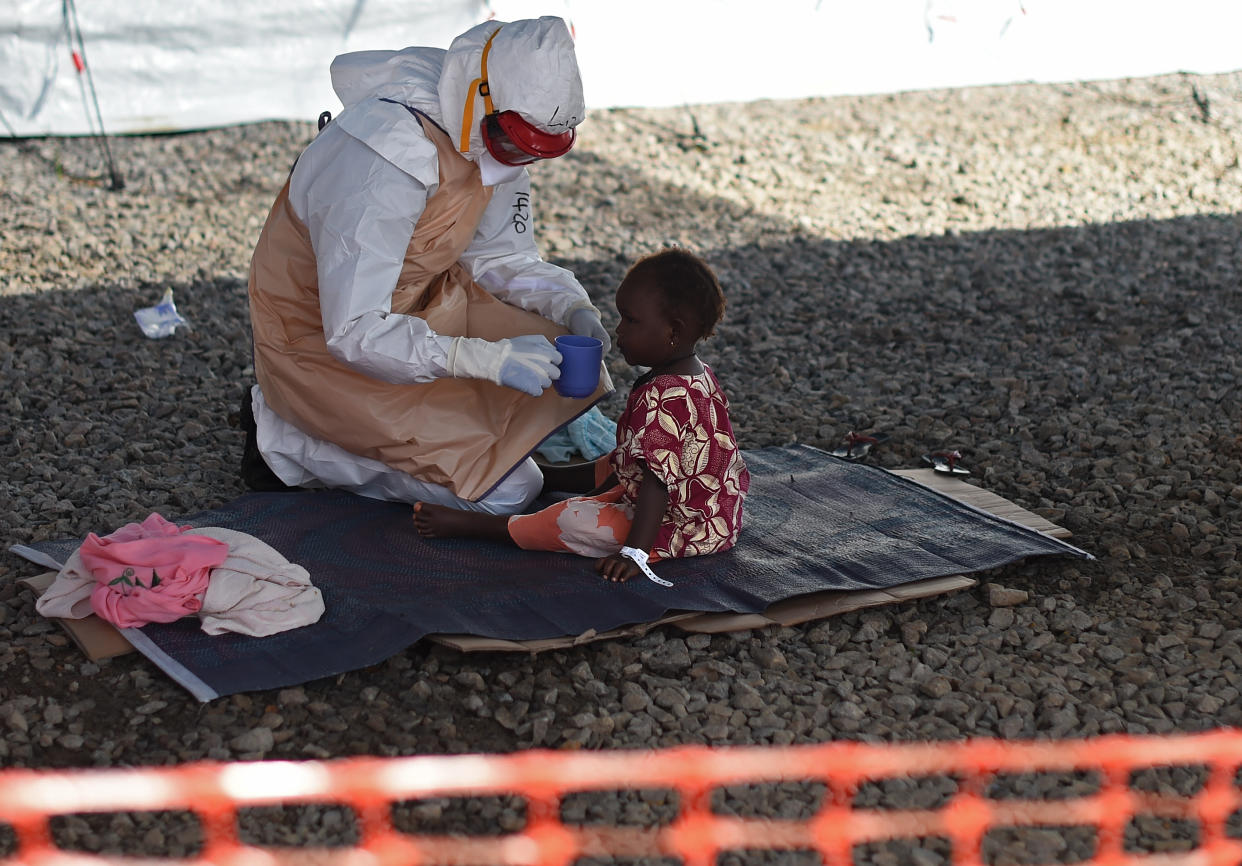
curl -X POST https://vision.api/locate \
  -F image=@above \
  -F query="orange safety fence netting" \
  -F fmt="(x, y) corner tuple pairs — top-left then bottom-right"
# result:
(2, 728), (1242, 866)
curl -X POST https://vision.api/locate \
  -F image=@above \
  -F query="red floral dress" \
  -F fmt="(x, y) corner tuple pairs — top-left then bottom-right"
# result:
(508, 366), (749, 562)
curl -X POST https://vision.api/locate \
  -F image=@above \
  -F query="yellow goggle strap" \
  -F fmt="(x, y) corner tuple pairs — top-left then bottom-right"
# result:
(458, 26), (502, 153)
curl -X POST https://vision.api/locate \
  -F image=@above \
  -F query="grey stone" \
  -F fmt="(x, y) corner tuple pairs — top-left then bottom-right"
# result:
(4, 71), (1242, 855)
(229, 727), (275, 755)
(987, 584), (1029, 607)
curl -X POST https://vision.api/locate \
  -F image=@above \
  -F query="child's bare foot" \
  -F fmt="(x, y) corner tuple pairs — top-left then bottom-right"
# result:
(412, 501), (468, 537)
(412, 502), (512, 543)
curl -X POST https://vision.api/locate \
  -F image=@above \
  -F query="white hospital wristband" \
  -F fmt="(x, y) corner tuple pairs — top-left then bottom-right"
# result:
(619, 546), (674, 587)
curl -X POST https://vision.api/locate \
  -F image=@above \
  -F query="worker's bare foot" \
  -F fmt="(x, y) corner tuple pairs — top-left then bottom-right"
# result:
(412, 502), (511, 542)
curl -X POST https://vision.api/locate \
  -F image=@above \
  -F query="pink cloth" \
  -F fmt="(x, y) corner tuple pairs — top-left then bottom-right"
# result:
(79, 513), (229, 628)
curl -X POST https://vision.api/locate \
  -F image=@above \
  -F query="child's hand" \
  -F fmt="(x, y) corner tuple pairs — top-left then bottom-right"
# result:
(595, 553), (640, 583)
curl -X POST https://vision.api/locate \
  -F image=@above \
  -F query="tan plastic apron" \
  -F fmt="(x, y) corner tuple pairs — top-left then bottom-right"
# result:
(248, 113), (608, 501)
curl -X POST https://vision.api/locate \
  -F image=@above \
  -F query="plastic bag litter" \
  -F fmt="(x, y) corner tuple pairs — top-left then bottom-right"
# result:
(536, 405), (617, 463)
(134, 288), (189, 339)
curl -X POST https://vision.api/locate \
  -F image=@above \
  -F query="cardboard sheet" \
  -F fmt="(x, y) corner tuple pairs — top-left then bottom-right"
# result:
(20, 466), (1071, 661)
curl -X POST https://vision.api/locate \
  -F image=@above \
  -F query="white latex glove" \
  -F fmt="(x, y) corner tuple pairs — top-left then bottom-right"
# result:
(567, 308), (612, 354)
(446, 335), (562, 397)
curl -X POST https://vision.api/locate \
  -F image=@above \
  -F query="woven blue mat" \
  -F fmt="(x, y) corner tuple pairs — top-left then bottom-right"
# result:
(12, 445), (1089, 700)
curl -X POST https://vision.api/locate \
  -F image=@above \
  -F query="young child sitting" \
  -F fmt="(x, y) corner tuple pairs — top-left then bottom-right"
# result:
(413, 248), (750, 583)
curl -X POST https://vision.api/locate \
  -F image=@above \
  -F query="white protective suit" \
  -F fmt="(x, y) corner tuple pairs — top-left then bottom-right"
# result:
(248, 17), (611, 514)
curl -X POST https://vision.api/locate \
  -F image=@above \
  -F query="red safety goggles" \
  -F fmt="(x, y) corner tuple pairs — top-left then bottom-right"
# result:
(459, 25), (576, 166)
(482, 110), (575, 165)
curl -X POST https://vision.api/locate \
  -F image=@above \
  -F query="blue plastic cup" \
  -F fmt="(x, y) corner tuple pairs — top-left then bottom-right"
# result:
(554, 335), (603, 398)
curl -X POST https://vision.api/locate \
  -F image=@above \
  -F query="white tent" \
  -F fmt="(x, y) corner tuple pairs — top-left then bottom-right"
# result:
(2, 0), (1240, 137)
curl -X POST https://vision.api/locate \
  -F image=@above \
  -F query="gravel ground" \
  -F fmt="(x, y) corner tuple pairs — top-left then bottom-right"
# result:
(2, 70), (1242, 859)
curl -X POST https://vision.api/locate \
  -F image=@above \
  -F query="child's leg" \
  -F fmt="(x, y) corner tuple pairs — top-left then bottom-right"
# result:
(414, 484), (635, 558)
(539, 460), (597, 495)
(539, 454), (616, 496)
(591, 454), (617, 492)
(411, 502), (514, 544)
(507, 486), (634, 557)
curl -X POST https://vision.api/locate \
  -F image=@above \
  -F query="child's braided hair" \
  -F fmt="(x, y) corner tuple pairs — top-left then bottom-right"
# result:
(621, 247), (725, 340)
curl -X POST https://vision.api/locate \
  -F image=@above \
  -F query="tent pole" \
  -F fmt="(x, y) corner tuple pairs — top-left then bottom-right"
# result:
(63, 0), (125, 190)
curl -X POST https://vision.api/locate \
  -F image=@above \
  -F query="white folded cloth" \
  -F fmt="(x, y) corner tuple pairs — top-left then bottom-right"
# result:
(36, 527), (324, 637)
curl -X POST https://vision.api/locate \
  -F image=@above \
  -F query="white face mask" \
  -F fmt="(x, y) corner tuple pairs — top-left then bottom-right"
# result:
(476, 148), (526, 186)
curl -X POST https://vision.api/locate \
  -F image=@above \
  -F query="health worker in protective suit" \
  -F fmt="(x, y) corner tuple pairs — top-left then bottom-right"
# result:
(244, 16), (612, 515)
